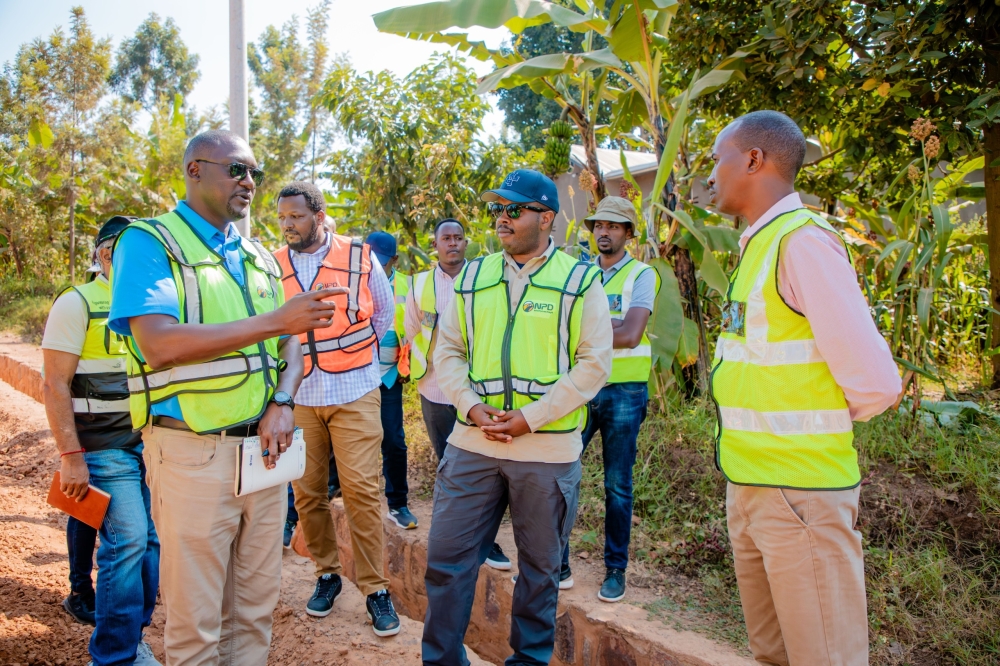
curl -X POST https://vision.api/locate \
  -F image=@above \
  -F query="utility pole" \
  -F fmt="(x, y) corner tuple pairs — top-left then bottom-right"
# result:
(229, 0), (251, 237)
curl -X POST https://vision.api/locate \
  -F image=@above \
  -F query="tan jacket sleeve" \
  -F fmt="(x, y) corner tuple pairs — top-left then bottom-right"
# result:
(432, 286), (483, 422)
(404, 282), (422, 342)
(519, 280), (613, 432)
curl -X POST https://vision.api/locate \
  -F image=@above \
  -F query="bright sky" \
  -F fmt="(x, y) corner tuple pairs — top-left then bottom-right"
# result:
(0, 0), (509, 136)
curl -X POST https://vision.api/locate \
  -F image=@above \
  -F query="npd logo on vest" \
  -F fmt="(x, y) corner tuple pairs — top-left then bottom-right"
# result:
(522, 300), (554, 314)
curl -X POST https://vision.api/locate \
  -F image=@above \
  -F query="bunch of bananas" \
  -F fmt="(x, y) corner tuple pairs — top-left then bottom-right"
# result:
(542, 119), (574, 177)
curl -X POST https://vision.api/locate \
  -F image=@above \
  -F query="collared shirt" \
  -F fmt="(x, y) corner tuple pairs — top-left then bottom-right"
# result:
(378, 270), (402, 388)
(108, 201), (251, 421)
(404, 261), (465, 405)
(287, 232), (394, 407)
(594, 252), (656, 313)
(433, 240), (613, 463)
(738, 192), (901, 421)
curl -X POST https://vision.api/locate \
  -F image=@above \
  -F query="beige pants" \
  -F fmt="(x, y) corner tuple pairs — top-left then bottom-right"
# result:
(726, 483), (868, 666)
(143, 425), (285, 666)
(292, 388), (389, 596)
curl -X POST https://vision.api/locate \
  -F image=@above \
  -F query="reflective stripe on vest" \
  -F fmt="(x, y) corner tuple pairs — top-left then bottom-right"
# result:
(274, 234), (377, 377)
(455, 250), (600, 433)
(73, 397), (131, 414)
(409, 269), (438, 381)
(710, 209), (860, 490)
(118, 211), (283, 434)
(604, 259), (659, 384)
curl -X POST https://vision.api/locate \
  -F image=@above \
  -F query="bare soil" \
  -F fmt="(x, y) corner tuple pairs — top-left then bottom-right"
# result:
(0, 377), (486, 666)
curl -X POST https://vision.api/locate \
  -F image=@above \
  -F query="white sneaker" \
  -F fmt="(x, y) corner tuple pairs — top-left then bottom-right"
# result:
(134, 639), (162, 665)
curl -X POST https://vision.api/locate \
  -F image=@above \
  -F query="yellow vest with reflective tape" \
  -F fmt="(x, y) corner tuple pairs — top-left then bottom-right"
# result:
(119, 210), (284, 434)
(409, 268), (438, 381)
(603, 258), (660, 384)
(455, 250), (601, 433)
(379, 271), (411, 378)
(710, 209), (860, 490)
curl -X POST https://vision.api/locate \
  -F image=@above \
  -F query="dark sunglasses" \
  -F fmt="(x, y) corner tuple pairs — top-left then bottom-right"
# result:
(195, 159), (265, 187)
(486, 202), (548, 220)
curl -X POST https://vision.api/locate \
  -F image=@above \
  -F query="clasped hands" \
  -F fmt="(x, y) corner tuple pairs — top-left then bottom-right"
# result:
(467, 403), (531, 443)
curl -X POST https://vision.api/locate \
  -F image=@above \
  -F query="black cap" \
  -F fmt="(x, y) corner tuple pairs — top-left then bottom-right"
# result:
(96, 216), (134, 245)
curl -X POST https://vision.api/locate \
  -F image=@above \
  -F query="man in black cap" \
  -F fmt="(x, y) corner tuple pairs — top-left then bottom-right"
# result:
(42, 216), (161, 665)
(422, 169), (613, 665)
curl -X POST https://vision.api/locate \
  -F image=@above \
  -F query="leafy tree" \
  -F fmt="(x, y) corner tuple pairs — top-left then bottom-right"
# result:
(108, 13), (200, 109)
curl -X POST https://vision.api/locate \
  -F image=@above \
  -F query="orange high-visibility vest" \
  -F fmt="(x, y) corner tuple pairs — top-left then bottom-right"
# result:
(274, 234), (377, 376)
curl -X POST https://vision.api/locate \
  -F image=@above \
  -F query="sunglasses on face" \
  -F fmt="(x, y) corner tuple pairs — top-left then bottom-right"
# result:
(195, 159), (265, 187)
(486, 202), (548, 220)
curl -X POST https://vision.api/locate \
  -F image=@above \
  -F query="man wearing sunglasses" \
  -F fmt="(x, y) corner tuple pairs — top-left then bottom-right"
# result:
(109, 130), (341, 665)
(422, 169), (613, 665)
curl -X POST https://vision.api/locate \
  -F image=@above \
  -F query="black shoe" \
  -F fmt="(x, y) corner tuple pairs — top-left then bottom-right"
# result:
(306, 573), (342, 617)
(283, 520), (296, 549)
(63, 591), (96, 626)
(485, 542), (511, 571)
(598, 568), (626, 602)
(365, 589), (400, 637)
(559, 562), (574, 590)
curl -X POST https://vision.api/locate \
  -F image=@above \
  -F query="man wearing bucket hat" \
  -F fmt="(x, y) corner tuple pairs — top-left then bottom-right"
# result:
(42, 215), (161, 665)
(561, 196), (660, 603)
(422, 169), (613, 665)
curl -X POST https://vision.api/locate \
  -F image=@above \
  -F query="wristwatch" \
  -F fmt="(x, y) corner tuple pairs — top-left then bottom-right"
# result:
(270, 391), (295, 410)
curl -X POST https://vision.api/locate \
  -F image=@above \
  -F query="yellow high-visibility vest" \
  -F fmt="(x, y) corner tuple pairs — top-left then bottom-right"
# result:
(603, 258), (660, 384)
(455, 250), (601, 433)
(118, 210), (284, 434)
(408, 268), (438, 381)
(710, 209), (861, 490)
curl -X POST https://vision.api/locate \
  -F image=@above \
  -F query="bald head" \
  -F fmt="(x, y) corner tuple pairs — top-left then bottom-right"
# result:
(727, 111), (806, 182)
(182, 130), (259, 227)
(183, 130), (249, 166)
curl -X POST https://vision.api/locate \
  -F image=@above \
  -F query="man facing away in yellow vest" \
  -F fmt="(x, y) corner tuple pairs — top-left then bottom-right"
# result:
(109, 130), (344, 665)
(707, 111), (902, 665)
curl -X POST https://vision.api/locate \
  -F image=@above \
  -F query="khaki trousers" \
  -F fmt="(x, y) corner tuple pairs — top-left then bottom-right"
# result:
(726, 483), (868, 666)
(292, 388), (389, 595)
(142, 424), (285, 666)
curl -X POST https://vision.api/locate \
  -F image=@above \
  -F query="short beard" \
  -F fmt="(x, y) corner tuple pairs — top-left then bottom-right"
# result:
(287, 221), (322, 252)
(598, 243), (620, 255)
(226, 201), (249, 221)
(499, 223), (544, 257)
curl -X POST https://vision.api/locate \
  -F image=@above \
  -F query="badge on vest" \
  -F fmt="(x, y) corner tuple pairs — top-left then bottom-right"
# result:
(607, 294), (622, 313)
(421, 310), (437, 328)
(522, 300), (555, 315)
(721, 301), (746, 337)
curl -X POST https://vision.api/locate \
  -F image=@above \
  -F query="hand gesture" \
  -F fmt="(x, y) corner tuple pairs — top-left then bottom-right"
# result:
(258, 402), (295, 469)
(276, 287), (348, 336)
(479, 409), (531, 443)
(60, 454), (90, 501)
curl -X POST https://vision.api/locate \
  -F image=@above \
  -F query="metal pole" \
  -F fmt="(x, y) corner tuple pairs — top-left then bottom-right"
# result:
(229, 0), (251, 237)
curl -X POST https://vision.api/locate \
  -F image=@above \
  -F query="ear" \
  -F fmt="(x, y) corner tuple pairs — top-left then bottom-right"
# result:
(747, 147), (765, 175)
(541, 210), (556, 231)
(98, 245), (113, 266)
(315, 209), (326, 225)
(185, 160), (201, 181)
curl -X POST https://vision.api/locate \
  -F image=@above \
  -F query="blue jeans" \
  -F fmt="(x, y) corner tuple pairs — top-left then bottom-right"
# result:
(380, 380), (409, 509)
(67, 516), (97, 595)
(85, 444), (160, 666)
(563, 382), (648, 571)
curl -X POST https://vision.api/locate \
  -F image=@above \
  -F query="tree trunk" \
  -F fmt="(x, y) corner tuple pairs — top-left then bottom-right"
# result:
(68, 186), (77, 284)
(570, 108), (606, 207)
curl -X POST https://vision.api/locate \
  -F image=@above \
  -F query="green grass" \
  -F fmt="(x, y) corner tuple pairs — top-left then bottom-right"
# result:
(573, 396), (1000, 665)
(0, 276), (66, 343)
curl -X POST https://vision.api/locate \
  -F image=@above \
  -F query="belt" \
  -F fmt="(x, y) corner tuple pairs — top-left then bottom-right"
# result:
(151, 416), (259, 438)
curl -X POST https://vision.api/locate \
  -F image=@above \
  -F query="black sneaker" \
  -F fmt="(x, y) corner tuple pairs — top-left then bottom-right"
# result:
(63, 590), (96, 626)
(598, 568), (626, 602)
(306, 573), (342, 617)
(484, 542), (511, 571)
(283, 520), (296, 549)
(387, 507), (418, 530)
(365, 589), (400, 637)
(558, 562), (574, 590)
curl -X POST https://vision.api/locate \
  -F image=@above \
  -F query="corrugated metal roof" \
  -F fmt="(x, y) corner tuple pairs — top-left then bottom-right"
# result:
(569, 145), (659, 180)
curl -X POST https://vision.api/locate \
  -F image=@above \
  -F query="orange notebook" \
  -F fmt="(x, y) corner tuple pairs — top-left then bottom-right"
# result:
(46, 471), (110, 530)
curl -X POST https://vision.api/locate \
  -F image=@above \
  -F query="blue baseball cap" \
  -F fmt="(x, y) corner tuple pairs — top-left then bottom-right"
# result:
(365, 231), (398, 267)
(480, 169), (560, 214)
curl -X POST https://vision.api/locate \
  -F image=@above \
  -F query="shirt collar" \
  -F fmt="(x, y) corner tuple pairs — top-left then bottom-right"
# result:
(177, 200), (239, 247)
(503, 238), (555, 273)
(594, 252), (632, 274)
(738, 192), (803, 251)
(435, 260), (467, 282)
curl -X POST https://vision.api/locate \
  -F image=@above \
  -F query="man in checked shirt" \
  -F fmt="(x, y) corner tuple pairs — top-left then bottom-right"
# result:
(274, 181), (401, 637)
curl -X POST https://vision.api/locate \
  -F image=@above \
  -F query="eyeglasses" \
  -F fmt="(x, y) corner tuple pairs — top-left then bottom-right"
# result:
(486, 202), (548, 220)
(195, 159), (265, 187)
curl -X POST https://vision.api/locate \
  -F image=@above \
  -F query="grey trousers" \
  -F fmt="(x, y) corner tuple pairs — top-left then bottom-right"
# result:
(420, 395), (457, 461)
(421, 446), (581, 666)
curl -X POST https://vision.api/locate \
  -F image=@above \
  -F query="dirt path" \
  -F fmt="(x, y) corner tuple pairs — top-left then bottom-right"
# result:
(0, 377), (487, 666)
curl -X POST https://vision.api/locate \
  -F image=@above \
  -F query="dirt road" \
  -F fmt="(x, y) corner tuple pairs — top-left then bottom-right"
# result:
(0, 378), (487, 665)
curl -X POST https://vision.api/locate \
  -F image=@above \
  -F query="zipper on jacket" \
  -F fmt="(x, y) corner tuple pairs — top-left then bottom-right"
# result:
(500, 283), (531, 411)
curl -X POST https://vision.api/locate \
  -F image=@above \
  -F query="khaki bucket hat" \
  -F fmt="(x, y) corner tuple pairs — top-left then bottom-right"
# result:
(583, 196), (637, 232)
